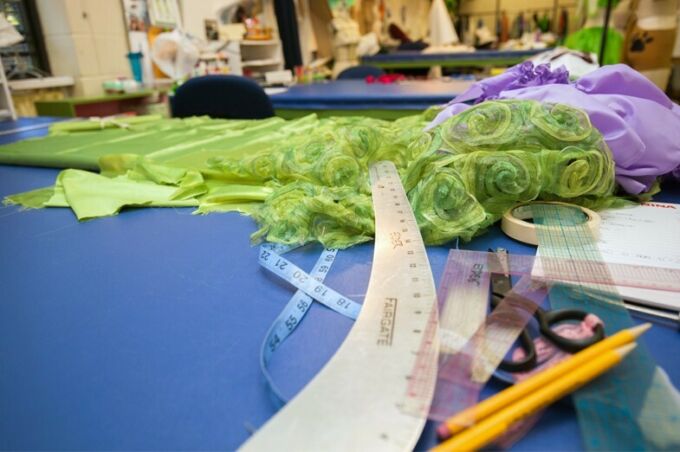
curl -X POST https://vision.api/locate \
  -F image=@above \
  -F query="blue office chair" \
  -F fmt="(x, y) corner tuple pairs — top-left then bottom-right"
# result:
(336, 65), (385, 80)
(171, 75), (274, 119)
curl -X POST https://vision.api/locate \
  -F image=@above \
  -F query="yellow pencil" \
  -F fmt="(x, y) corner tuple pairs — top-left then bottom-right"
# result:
(436, 323), (651, 439)
(432, 343), (637, 452)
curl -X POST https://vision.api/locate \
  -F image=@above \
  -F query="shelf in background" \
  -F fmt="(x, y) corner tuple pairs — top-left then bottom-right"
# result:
(242, 58), (283, 67)
(8, 76), (74, 91)
(241, 39), (278, 46)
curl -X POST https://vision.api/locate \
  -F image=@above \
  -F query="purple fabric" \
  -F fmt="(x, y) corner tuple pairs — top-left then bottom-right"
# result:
(430, 63), (680, 194)
(452, 61), (570, 104)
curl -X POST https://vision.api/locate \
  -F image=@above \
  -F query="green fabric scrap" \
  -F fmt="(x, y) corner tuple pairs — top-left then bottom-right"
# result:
(172, 170), (208, 200)
(55, 169), (198, 220)
(4, 186), (64, 209)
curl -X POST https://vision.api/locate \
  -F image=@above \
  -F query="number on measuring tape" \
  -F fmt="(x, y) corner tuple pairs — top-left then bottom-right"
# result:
(258, 247), (361, 320)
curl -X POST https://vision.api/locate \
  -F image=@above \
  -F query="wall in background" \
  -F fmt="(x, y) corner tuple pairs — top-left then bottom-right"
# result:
(458, 0), (578, 39)
(178, 0), (219, 39)
(35, 0), (131, 96)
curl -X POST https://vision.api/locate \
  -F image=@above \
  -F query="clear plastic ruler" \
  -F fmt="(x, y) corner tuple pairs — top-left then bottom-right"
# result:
(240, 161), (439, 452)
(431, 252), (550, 423)
(443, 250), (680, 292)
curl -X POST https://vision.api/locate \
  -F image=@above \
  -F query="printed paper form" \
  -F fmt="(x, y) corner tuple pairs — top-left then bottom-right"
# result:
(596, 202), (680, 311)
(533, 202), (680, 312)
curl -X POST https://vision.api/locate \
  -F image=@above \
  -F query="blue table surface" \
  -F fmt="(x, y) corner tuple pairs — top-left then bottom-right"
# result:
(1, 118), (679, 450)
(269, 79), (472, 110)
(362, 48), (546, 63)
(0, 116), (66, 137)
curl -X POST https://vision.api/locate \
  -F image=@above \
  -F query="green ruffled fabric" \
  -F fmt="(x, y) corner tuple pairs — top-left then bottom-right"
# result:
(403, 100), (617, 244)
(2, 101), (619, 248)
(251, 182), (374, 247)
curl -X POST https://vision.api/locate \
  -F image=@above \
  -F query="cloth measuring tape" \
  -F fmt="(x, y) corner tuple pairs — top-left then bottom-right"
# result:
(501, 202), (600, 245)
(257, 243), (351, 408)
(241, 161), (439, 451)
(257, 245), (361, 319)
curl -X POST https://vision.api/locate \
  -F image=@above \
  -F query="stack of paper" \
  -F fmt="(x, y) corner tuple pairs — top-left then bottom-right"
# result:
(532, 202), (680, 314)
(596, 202), (680, 312)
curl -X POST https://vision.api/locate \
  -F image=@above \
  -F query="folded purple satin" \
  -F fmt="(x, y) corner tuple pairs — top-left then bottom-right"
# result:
(430, 63), (680, 194)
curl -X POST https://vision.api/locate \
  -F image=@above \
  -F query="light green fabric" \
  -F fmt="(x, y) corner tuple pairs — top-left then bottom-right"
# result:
(251, 183), (375, 247)
(55, 169), (198, 220)
(5, 186), (64, 209)
(0, 115), (298, 170)
(49, 115), (165, 134)
(2, 102), (620, 248)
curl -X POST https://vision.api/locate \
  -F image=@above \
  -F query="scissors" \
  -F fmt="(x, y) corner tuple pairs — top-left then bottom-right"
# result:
(489, 249), (606, 373)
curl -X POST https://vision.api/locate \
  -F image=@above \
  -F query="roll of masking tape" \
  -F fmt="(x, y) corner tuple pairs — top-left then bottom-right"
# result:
(501, 202), (601, 246)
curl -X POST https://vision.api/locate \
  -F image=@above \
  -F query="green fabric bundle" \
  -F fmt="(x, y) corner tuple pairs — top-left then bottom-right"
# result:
(2, 100), (618, 248)
(403, 100), (616, 244)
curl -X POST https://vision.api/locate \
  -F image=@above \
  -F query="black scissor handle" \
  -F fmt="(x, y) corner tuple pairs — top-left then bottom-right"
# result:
(498, 328), (537, 373)
(538, 308), (606, 354)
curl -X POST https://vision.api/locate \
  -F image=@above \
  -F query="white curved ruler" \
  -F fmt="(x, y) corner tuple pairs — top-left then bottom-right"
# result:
(240, 161), (439, 452)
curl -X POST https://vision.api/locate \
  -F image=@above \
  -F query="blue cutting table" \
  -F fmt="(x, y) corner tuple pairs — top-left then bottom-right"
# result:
(1, 118), (678, 450)
(268, 79), (473, 119)
(362, 48), (547, 69)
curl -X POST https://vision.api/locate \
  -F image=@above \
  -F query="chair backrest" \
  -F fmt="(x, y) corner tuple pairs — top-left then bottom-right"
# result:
(336, 65), (385, 80)
(171, 75), (274, 119)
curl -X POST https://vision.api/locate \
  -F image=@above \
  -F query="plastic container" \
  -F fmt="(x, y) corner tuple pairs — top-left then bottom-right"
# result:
(127, 52), (144, 83)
